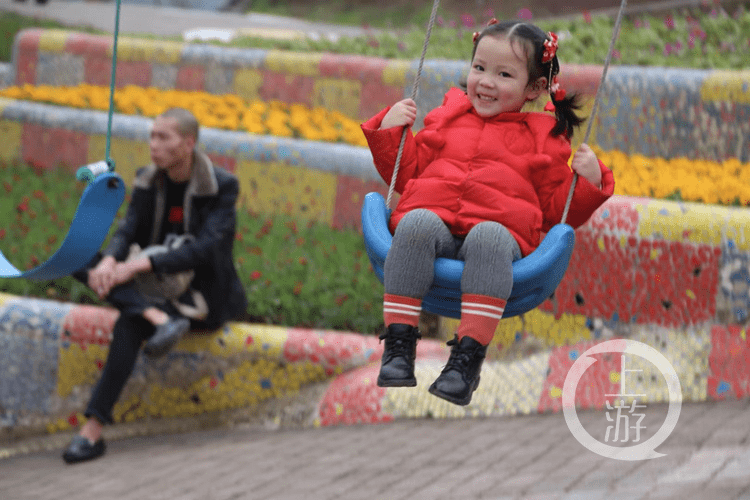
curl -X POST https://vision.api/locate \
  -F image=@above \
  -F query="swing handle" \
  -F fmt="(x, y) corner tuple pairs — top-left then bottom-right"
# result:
(76, 160), (112, 184)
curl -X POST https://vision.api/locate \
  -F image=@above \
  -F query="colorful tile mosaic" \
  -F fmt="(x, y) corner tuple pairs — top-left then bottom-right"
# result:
(0, 298), (71, 417)
(3, 29), (750, 440)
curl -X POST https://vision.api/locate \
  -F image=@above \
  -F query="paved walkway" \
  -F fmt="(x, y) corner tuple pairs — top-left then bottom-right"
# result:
(0, 0), (374, 40)
(3, 399), (750, 499)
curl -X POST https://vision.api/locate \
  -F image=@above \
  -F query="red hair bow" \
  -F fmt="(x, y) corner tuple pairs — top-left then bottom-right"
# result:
(542, 32), (558, 63)
(473, 17), (499, 45)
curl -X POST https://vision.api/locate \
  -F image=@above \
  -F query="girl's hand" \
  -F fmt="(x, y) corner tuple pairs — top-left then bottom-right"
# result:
(571, 143), (602, 189)
(379, 99), (417, 130)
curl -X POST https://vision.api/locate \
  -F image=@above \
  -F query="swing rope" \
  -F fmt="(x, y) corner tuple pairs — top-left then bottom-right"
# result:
(0, 0), (127, 281)
(385, 0), (441, 209)
(75, 0), (121, 183)
(105, 0), (123, 173)
(560, 0), (627, 225)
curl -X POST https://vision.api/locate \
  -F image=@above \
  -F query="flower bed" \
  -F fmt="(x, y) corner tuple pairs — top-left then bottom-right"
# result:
(0, 84), (368, 148)
(3, 83), (750, 206)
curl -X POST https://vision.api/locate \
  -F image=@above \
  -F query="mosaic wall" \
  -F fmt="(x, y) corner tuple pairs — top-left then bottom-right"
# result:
(320, 196), (750, 425)
(0, 292), (384, 441)
(10, 29), (750, 161)
(12, 29), (407, 124)
(0, 98), (384, 231)
(2, 192), (749, 435)
(1, 29), (750, 440)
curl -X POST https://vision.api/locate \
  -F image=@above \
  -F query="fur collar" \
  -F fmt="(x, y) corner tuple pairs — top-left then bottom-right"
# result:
(133, 148), (218, 196)
(135, 149), (219, 245)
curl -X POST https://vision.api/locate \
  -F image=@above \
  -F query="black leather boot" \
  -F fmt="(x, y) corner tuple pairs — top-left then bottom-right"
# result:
(377, 324), (421, 387)
(428, 335), (487, 406)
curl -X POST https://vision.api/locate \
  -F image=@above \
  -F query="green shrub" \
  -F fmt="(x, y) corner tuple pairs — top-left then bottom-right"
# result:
(222, 7), (750, 69)
(0, 161), (384, 334)
(0, 13), (100, 63)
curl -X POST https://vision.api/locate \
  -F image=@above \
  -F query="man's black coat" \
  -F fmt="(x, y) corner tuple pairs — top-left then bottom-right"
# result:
(103, 149), (248, 330)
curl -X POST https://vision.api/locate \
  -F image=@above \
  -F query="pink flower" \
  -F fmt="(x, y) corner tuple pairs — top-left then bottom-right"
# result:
(517, 8), (533, 20)
(664, 16), (674, 29)
(483, 7), (495, 19)
(582, 10), (592, 23)
(461, 14), (475, 28)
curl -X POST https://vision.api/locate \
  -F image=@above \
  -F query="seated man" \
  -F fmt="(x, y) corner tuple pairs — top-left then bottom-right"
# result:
(62, 107), (248, 464)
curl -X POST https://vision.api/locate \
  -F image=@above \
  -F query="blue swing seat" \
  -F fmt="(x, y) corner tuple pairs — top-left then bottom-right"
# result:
(361, 191), (576, 319)
(0, 171), (125, 281)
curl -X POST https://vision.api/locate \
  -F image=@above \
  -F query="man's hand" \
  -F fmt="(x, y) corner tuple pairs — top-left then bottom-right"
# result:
(88, 255), (153, 299)
(571, 143), (602, 189)
(112, 257), (152, 289)
(88, 255), (117, 299)
(380, 99), (417, 130)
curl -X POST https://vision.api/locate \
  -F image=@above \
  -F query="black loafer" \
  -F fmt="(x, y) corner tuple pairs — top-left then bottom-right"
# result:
(62, 435), (106, 464)
(143, 316), (191, 358)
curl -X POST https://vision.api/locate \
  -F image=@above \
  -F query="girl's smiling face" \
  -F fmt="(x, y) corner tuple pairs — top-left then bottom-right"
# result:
(467, 35), (545, 117)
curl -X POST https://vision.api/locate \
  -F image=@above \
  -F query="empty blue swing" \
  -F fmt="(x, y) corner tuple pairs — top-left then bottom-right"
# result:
(0, 166), (124, 280)
(0, 0), (127, 281)
(360, 0), (626, 319)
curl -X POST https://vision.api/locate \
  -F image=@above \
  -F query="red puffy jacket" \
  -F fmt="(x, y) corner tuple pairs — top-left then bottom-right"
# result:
(361, 88), (615, 256)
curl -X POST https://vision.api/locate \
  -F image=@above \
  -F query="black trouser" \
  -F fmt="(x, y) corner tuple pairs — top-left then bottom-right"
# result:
(74, 257), (178, 425)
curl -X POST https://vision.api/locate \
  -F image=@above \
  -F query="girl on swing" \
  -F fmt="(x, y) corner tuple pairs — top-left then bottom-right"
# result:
(361, 19), (615, 406)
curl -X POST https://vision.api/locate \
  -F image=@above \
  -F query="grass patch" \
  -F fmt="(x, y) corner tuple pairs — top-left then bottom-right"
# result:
(0, 12), (100, 63)
(0, 161), (385, 334)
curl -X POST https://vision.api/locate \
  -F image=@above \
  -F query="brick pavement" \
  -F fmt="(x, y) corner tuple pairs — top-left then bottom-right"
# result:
(2, 399), (750, 500)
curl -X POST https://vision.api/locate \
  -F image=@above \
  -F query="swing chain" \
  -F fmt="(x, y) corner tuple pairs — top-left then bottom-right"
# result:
(560, 0), (627, 226)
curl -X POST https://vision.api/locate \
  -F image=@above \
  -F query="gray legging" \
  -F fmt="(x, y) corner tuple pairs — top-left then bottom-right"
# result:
(385, 209), (522, 300)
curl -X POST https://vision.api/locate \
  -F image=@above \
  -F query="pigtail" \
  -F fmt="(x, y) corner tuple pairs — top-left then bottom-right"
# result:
(550, 92), (584, 139)
(541, 34), (585, 139)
